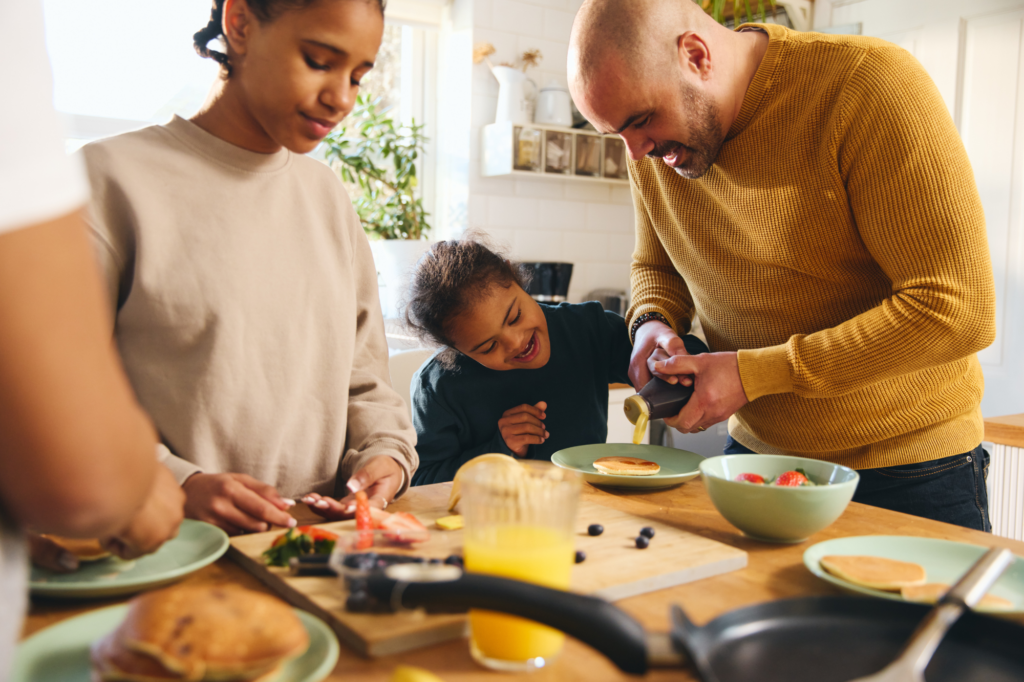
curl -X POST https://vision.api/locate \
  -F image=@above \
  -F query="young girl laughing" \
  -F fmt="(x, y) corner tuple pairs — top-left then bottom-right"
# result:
(81, 0), (416, 534)
(403, 239), (636, 485)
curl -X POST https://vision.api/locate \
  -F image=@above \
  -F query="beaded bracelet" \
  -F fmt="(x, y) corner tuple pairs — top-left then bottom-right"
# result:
(630, 311), (670, 344)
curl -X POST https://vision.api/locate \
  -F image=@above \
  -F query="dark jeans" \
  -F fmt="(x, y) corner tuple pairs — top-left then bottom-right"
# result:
(722, 437), (992, 532)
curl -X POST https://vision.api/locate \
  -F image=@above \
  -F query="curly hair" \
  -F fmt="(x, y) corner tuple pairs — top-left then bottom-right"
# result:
(194, 0), (386, 77)
(404, 237), (531, 370)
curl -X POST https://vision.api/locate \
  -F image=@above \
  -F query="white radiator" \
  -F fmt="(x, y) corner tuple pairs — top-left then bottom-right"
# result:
(986, 442), (1024, 541)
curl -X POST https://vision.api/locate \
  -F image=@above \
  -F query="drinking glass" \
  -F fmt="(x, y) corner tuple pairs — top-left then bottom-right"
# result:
(460, 462), (581, 672)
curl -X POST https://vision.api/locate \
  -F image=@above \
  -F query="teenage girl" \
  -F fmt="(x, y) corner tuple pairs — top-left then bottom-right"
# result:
(81, 0), (416, 533)
(404, 239), (641, 484)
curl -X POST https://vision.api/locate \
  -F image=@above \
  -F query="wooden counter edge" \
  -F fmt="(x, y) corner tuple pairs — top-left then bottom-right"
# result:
(984, 413), (1024, 449)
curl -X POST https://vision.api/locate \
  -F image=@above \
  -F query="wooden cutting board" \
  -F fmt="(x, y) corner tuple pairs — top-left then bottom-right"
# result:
(228, 498), (746, 657)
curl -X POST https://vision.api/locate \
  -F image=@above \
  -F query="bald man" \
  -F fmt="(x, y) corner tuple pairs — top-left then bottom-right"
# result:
(569, 0), (996, 530)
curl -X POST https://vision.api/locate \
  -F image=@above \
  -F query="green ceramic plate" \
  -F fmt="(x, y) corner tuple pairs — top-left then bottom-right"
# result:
(804, 535), (1024, 614)
(551, 443), (704, 489)
(12, 604), (338, 682)
(30, 519), (229, 598)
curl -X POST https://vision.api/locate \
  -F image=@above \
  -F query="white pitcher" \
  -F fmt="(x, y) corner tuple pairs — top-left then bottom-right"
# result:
(493, 65), (538, 126)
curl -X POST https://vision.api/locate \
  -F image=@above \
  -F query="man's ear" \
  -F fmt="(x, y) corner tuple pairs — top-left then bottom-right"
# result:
(677, 31), (712, 80)
(222, 0), (254, 58)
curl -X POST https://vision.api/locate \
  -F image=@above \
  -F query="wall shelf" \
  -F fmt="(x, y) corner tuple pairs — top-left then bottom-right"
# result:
(481, 121), (630, 186)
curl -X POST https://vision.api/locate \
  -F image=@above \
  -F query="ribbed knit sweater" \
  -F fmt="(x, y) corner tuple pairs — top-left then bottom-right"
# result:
(626, 24), (995, 470)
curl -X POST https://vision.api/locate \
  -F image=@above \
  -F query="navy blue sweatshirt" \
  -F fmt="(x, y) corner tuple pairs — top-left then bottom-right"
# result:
(411, 302), (633, 485)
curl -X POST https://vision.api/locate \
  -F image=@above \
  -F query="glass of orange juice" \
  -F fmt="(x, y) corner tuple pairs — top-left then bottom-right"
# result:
(460, 461), (580, 672)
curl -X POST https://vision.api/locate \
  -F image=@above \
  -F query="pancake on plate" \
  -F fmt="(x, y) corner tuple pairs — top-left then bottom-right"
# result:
(593, 456), (661, 476)
(819, 555), (927, 591)
(901, 582), (1014, 610)
(41, 535), (111, 563)
(90, 584), (308, 681)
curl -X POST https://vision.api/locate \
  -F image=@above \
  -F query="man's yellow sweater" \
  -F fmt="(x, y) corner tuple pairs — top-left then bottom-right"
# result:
(626, 24), (995, 470)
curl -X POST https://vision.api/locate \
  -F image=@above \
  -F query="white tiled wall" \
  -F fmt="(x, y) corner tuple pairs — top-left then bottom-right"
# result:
(468, 0), (637, 303)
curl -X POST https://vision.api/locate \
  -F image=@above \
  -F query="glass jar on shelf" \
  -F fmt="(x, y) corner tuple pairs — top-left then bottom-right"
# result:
(574, 133), (602, 177)
(513, 126), (542, 172)
(602, 137), (629, 180)
(544, 130), (572, 175)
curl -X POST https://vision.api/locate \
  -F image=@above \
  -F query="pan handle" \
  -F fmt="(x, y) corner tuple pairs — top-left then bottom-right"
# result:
(670, 605), (722, 682)
(366, 570), (651, 674)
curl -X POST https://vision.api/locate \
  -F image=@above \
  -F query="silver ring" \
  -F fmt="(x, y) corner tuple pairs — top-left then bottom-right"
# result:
(380, 497), (388, 510)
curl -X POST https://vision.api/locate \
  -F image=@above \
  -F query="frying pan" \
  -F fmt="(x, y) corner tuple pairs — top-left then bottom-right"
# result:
(363, 566), (1024, 681)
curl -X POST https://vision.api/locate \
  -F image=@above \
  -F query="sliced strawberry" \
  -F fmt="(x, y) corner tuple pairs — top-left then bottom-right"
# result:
(380, 512), (430, 544)
(296, 526), (339, 542)
(775, 470), (809, 487)
(735, 473), (765, 485)
(368, 506), (392, 529)
(354, 491), (374, 550)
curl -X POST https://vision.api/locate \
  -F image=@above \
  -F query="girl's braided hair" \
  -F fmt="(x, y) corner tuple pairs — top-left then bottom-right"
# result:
(194, 0), (385, 77)
(404, 236), (531, 370)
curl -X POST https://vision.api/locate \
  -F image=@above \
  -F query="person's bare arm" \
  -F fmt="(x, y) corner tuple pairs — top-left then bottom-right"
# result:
(0, 209), (164, 538)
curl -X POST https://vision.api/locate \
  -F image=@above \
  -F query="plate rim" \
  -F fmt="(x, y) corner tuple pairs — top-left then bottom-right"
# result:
(803, 534), (1024, 614)
(550, 443), (704, 483)
(29, 519), (230, 595)
(15, 603), (339, 682)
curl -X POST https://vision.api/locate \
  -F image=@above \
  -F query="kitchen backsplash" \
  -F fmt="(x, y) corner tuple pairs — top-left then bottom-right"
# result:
(468, 0), (637, 304)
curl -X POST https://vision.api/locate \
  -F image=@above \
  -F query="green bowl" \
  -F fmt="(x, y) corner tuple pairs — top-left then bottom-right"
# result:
(699, 454), (859, 543)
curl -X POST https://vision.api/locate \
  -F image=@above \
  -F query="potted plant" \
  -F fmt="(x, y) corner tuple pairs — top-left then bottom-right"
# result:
(322, 94), (430, 318)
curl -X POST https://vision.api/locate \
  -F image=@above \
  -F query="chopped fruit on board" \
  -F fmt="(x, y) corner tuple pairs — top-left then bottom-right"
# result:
(355, 491), (374, 549)
(379, 511), (430, 544)
(261, 526), (339, 567)
(734, 473), (766, 485)
(775, 470), (812, 487)
(435, 515), (464, 531)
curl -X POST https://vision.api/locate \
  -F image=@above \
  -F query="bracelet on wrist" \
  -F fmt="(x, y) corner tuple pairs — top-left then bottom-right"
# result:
(630, 311), (670, 344)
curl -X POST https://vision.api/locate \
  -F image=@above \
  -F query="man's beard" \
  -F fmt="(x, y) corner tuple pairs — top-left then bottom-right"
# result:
(647, 80), (724, 179)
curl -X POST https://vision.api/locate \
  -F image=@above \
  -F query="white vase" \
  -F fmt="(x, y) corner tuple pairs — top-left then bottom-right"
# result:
(370, 239), (432, 320)
(493, 65), (538, 126)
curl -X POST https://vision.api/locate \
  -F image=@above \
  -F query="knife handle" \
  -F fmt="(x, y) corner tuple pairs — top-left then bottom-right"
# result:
(366, 571), (650, 674)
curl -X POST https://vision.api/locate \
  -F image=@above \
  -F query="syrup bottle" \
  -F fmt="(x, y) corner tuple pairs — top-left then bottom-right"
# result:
(623, 335), (709, 444)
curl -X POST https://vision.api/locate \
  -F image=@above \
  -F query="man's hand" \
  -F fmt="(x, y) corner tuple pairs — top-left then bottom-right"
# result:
(653, 351), (749, 433)
(629, 321), (693, 389)
(102, 465), (185, 559)
(302, 456), (405, 520)
(499, 401), (548, 457)
(183, 472), (296, 535)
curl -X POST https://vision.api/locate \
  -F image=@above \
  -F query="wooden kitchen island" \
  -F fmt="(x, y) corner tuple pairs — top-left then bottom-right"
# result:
(23, 479), (1024, 682)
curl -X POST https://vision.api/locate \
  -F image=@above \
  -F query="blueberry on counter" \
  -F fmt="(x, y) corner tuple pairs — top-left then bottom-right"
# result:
(444, 554), (464, 567)
(640, 527), (655, 539)
(635, 535), (650, 549)
(575, 550), (586, 564)
(587, 524), (604, 536)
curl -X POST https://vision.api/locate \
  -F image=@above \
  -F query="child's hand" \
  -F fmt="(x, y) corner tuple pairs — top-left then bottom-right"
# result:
(183, 472), (297, 535)
(499, 401), (549, 457)
(302, 456), (404, 520)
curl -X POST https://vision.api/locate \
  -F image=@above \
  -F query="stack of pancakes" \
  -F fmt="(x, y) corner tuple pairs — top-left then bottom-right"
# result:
(41, 535), (112, 563)
(593, 456), (661, 476)
(91, 585), (309, 681)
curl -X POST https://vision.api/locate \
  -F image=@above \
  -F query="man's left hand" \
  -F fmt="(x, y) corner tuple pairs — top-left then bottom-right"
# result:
(653, 351), (749, 433)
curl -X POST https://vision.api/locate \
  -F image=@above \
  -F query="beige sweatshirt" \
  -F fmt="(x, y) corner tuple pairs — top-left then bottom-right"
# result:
(82, 116), (417, 498)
